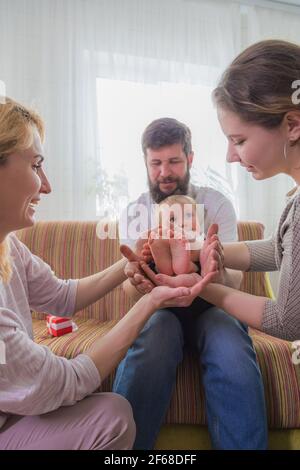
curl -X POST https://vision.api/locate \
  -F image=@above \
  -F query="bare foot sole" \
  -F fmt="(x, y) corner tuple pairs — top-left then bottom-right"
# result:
(148, 233), (174, 276)
(156, 272), (201, 287)
(170, 238), (192, 275)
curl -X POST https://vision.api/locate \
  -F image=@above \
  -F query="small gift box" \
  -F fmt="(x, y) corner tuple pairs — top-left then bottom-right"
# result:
(46, 315), (77, 337)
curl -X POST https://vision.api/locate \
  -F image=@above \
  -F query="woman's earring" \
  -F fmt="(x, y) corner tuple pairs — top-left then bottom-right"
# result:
(284, 142), (288, 160)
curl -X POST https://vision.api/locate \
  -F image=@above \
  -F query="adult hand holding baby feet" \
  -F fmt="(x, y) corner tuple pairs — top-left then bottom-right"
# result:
(121, 241), (203, 308)
(200, 223), (225, 284)
(120, 244), (155, 294)
(140, 260), (217, 302)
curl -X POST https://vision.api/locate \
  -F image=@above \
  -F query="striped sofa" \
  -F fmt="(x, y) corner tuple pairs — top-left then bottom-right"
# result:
(17, 220), (300, 450)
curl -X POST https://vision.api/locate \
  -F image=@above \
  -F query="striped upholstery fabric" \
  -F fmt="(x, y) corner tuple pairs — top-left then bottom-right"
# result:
(238, 221), (275, 299)
(17, 220), (300, 429)
(17, 220), (134, 321)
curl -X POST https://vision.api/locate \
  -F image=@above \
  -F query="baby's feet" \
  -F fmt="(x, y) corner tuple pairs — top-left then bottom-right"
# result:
(156, 272), (201, 287)
(170, 237), (192, 275)
(148, 231), (174, 276)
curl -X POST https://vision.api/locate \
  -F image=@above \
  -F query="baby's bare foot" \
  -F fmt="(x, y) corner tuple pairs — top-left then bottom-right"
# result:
(148, 232), (174, 276)
(170, 237), (192, 275)
(156, 272), (201, 288)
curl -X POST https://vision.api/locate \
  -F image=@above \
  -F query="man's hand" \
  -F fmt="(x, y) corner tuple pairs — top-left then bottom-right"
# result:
(120, 244), (154, 294)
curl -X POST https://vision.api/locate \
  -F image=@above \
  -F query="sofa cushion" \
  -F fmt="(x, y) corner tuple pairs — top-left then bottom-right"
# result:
(33, 317), (119, 392)
(33, 318), (300, 429)
(250, 328), (300, 429)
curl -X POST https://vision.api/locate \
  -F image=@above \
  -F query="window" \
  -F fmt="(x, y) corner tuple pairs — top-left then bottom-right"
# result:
(96, 78), (233, 218)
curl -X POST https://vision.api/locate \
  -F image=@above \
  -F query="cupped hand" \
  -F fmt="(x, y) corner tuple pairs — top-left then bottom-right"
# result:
(155, 272), (202, 288)
(140, 261), (217, 305)
(149, 285), (194, 309)
(120, 244), (154, 294)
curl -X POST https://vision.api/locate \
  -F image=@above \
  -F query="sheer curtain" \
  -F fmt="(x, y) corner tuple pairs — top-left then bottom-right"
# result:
(0, 0), (99, 219)
(0, 0), (240, 220)
(0, 0), (300, 229)
(232, 2), (300, 237)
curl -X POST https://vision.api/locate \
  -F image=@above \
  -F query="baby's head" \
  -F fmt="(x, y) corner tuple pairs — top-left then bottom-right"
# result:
(157, 195), (201, 234)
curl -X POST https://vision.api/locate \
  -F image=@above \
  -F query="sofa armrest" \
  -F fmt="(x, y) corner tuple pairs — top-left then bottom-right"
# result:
(237, 221), (274, 299)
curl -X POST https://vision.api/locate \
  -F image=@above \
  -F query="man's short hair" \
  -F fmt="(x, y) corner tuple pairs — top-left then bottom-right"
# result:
(142, 117), (192, 157)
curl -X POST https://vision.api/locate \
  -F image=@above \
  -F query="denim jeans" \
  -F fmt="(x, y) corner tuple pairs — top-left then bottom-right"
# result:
(113, 298), (267, 450)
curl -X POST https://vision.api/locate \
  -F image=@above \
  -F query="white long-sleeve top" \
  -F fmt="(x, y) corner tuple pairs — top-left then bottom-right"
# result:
(0, 234), (100, 429)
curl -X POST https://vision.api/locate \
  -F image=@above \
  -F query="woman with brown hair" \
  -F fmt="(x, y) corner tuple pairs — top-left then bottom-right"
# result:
(151, 39), (300, 341)
(0, 97), (213, 450)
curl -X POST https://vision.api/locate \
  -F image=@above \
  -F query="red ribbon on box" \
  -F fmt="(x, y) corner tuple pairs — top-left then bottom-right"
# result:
(46, 315), (77, 337)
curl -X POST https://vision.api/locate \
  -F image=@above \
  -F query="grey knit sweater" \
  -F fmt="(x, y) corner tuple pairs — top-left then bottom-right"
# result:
(245, 188), (300, 341)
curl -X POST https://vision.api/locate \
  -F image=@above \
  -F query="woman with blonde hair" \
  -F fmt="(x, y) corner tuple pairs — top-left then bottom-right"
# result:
(0, 97), (213, 450)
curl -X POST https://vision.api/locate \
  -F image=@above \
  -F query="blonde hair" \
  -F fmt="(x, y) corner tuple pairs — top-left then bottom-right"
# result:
(0, 97), (44, 282)
(0, 239), (12, 283)
(0, 97), (44, 164)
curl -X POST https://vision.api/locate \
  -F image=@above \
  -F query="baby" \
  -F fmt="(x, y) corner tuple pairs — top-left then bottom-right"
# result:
(144, 195), (204, 276)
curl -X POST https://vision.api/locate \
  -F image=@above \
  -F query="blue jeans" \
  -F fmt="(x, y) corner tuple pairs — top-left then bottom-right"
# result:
(113, 298), (267, 450)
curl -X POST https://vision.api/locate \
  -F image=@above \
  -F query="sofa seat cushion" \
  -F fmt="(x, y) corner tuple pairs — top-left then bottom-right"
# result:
(33, 317), (119, 391)
(165, 330), (300, 429)
(33, 318), (300, 429)
(249, 328), (300, 429)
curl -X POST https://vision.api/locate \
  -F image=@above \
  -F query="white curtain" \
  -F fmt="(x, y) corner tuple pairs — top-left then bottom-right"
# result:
(0, 0), (99, 219)
(0, 0), (240, 221)
(0, 0), (300, 231)
(232, 2), (300, 237)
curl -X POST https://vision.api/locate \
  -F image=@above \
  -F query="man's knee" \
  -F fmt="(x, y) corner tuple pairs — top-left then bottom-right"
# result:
(198, 307), (248, 343)
(196, 307), (256, 368)
(137, 309), (183, 353)
(114, 310), (183, 376)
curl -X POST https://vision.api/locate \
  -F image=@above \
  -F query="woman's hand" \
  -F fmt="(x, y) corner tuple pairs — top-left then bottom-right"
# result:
(120, 244), (155, 294)
(154, 272), (202, 288)
(140, 261), (217, 305)
(148, 285), (194, 310)
(200, 224), (225, 284)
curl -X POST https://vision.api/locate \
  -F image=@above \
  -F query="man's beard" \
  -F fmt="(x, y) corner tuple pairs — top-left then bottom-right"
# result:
(148, 167), (190, 203)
